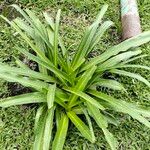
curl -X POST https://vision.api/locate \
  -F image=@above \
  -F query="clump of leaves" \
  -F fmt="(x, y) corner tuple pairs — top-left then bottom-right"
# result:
(0, 4), (150, 150)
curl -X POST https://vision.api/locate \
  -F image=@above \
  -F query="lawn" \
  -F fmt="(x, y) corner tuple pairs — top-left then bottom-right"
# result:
(0, 0), (150, 149)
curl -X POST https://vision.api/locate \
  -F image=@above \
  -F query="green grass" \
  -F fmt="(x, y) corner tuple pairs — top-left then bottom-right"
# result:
(0, 0), (150, 149)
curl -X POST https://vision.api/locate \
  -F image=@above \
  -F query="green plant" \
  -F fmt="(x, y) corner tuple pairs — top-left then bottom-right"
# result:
(0, 4), (150, 150)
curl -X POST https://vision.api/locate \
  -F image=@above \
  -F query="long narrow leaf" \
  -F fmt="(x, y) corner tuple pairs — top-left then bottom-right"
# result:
(52, 113), (69, 150)
(34, 105), (46, 133)
(47, 84), (56, 109)
(88, 90), (150, 128)
(53, 9), (61, 66)
(64, 88), (105, 110)
(91, 79), (126, 91)
(110, 69), (150, 87)
(0, 62), (56, 83)
(102, 128), (117, 150)
(68, 66), (97, 107)
(67, 111), (94, 143)
(96, 50), (142, 72)
(33, 109), (47, 150)
(0, 92), (46, 108)
(43, 107), (55, 150)
(0, 72), (48, 91)
(82, 31), (150, 71)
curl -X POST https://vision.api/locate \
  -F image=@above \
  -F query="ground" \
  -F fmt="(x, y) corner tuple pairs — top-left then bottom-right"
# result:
(0, 0), (150, 149)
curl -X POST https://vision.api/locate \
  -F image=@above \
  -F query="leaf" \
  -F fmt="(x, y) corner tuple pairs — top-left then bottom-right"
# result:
(96, 50), (142, 72)
(71, 5), (108, 69)
(53, 9), (61, 66)
(0, 92), (46, 108)
(87, 102), (118, 150)
(55, 97), (68, 108)
(33, 108), (47, 150)
(67, 111), (95, 143)
(55, 107), (61, 129)
(13, 18), (35, 38)
(44, 12), (67, 57)
(87, 20), (113, 54)
(55, 88), (69, 102)
(102, 128), (117, 150)
(82, 107), (96, 142)
(115, 64), (150, 70)
(11, 4), (31, 23)
(88, 90), (150, 128)
(64, 88), (105, 110)
(0, 62), (56, 83)
(110, 69), (150, 87)
(12, 20), (49, 62)
(86, 102), (108, 128)
(43, 107), (55, 150)
(94, 4), (108, 23)
(72, 106), (83, 114)
(43, 12), (54, 29)
(34, 105), (46, 133)
(103, 112), (120, 126)
(82, 31), (150, 71)
(68, 66), (97, 107)
(25, 8), (51, 48)
(52, 113), (69, 150)
(87, 100), (117, 150)
(92, 79), (126, 91)
(0, 72), (48, 91)
(16, 46), (70, 84)
(47, 84), (56, 109)
(15, 57), (30, 70)
(121, 54), (148, 64)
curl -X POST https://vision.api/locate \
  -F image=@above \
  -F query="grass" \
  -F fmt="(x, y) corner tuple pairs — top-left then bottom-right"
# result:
(0, 0), (150, 149)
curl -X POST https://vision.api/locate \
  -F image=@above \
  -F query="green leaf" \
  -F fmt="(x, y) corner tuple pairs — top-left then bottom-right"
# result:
(86, 102), (108, 128)
(82, 107), (96, 142)
(96, 50), (142, 72)
(110, 69), (150, 87)
(13, 18), (35, 38)
(33, 108), (47, 150)
(16, 46), (70, 84)
(55, 107), (61, 129)
(68, 66), (97, 107)
(55, 88), (69, 102)
(121, 54), (148, 64)
(71, 5), (108, 69)
(0, 62), (56, 83)
(103, 112), (120, 126)
(11, 4), (31, 23)
(0, 92), (46, 108)
(64, 88), (105, 110)
(47, 84), (56, 109)
(43, 107), (55, 150)
(82, 31), (150, 71)
(12, 20), (49, 62)
(86, 102), (118, 150)
(91, 79), (126, 91)
(0, 72), (48, 91)
(15, 57), (30, 70)
(67, 111), (95, 143)
(53, 9), (61, 66)
(102, 128), (117, 150)
(25, 8), (51, 48)
(55, 97), (68, 108)
(43, 12), (54, 29)
(87, 20), (113, 54)
(88, 90), (150, 128)
(115, 64), (150, 70)
(52, 113), (69, 150)
(34, 105), (46, 133)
